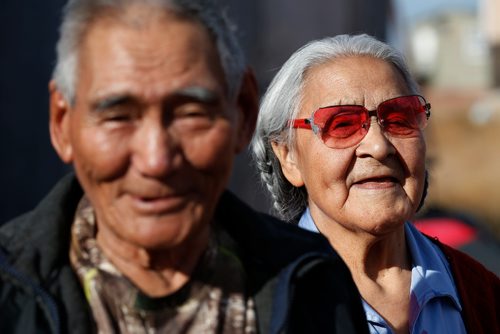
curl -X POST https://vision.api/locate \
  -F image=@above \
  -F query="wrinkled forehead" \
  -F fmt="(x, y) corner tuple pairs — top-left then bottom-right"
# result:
(83, 3), (209, 37)
(300, 56), (411, 112)
(73, 5), (228, 106)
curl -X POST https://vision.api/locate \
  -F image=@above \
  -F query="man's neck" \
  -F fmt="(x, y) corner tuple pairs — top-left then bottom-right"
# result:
(96, 224), (211, 297)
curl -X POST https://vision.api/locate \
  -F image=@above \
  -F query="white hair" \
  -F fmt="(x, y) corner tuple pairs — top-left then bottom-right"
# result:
(251, 34), (420, 221)
(52, 0), (246, 104)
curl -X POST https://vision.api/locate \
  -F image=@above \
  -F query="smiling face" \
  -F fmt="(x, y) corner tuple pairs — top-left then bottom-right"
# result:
(273, 56), (426, 237)
(49, 8), (255, 251)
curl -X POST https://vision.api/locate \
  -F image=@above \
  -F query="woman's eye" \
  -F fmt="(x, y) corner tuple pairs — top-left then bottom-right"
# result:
(326, 113), (360, 129)
(384, 115), (412, 128)
(331, 118), (356, 129)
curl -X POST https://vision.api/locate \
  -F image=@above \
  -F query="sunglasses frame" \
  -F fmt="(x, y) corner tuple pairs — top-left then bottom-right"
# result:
(289, 94), (431, 147)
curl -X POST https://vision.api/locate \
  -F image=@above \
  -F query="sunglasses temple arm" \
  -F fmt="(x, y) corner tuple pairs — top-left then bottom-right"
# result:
(288, 119), (312, 129)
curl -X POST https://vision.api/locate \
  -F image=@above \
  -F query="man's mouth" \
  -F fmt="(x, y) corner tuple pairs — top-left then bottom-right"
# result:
(127, 192), (190, 214)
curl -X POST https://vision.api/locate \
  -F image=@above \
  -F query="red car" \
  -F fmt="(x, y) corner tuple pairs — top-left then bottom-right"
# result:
(414, 208), (500, 276)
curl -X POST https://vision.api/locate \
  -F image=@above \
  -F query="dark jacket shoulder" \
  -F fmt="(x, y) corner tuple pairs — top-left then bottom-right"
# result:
(0, 174), (93, 334)
(215, 191), (336, 271)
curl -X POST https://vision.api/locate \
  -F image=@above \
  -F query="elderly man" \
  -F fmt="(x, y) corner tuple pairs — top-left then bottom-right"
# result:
(0, 0), (368, 333)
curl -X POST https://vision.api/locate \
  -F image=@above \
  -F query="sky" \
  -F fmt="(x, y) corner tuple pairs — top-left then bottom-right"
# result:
(395, 0), (477, 23)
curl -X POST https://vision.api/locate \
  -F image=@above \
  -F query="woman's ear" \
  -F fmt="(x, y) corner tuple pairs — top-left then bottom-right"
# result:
(49, 80), (73, 163)
(234, 67), (259, 153)
(271, 141), (304, 187)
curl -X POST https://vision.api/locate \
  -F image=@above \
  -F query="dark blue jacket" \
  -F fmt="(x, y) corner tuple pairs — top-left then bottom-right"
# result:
(0, 174), (368, 333)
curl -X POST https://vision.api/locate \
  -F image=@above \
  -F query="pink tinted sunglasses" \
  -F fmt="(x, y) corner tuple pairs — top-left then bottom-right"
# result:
(289, 95), (431, 148)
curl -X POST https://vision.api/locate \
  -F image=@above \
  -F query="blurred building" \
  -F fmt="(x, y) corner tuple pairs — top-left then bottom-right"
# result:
(393, 0), (500, 238)
(408, 10), (490, 88)
(481, 0), (500, 86)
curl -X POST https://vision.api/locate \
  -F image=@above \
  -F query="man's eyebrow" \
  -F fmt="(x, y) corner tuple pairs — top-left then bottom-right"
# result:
(174, 87), (220, 104)
(90, 87), (219, 111)
(92, 95), (133, 110)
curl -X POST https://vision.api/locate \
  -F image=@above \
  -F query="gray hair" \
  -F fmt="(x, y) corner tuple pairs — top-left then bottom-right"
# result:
(52, 0), (245, 104)
(251, 34), (420, 222)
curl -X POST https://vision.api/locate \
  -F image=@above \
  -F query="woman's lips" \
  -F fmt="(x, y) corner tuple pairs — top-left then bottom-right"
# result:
(353, 176), (399, 189)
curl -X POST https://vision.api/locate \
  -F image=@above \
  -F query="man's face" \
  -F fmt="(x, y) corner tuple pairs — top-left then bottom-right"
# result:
(51, 10), (250, 250)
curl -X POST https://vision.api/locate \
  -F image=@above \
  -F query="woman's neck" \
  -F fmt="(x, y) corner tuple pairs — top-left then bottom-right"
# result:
(317, 218), (412, 334)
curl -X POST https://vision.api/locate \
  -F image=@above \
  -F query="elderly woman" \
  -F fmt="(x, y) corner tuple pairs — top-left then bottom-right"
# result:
(252, 34), (500, 334)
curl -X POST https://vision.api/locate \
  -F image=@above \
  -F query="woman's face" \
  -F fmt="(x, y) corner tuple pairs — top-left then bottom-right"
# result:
(273, 56), (426, 236)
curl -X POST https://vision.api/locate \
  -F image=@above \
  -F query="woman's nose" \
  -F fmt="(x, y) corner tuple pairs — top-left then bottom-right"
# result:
(355, 117), (396, 160)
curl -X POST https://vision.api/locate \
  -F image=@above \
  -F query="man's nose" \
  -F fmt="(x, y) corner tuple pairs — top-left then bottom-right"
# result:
(356, 117), (396, 160)
(131, 116), (175, 178)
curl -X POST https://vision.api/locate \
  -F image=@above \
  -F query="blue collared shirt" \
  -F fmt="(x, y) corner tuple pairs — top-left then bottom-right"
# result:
(298, 208), (467, 334)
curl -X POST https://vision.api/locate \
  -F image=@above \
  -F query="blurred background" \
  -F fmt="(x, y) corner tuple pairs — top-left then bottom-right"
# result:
(1, 0), (499, 273)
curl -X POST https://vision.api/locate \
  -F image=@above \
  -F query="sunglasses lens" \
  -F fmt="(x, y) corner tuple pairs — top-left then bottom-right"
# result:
(378, 96), (428, 137)
(306, 95), (429, 148)
(314, 106), (369, 148)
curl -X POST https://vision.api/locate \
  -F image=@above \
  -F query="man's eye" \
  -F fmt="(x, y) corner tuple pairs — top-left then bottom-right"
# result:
(106, 114), (132, 122)
(93, 96), (140, 123)
(99, 109), (135, 123)
(171, 104), (216, 131)
(97, 105), (138, 123)
(183, 110), (207, 118)
(174, 104), (213, 119)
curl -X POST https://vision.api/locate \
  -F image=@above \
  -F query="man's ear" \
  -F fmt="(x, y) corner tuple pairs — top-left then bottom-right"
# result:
(49, 80), (73, 163)
(270, 141), (304, 187)
(234, 67), (259, 153)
